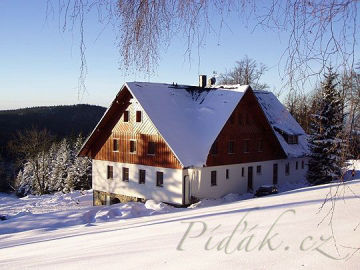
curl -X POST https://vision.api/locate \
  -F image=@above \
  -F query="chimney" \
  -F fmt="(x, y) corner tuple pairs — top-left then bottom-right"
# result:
(208, 76), (216, 86)
(199, 75), (207, 88)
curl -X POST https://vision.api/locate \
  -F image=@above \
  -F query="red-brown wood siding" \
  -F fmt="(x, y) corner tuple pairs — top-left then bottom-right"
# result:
(206, 89), (286, 166)
(90, 87), (182, 169)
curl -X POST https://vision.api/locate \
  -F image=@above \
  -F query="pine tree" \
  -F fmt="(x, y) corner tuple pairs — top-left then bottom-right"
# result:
(307, 68), (345, 184)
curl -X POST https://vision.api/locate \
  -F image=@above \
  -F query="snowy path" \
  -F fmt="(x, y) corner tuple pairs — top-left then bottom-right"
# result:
(1, 179), (360, 269)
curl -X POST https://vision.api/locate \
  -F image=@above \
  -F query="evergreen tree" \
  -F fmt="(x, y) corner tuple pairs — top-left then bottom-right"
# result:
(307, 68), (345, 184)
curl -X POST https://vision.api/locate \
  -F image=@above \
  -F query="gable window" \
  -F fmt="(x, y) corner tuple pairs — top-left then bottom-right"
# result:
(257, 139), (263, 152)
(123, 110), (129, 122)
(228, 141), (235, 154)
(210, 142), (218, 155)
(139, 169), (146, 184)
(285, 163), (290, 175)
(256, 165), (262, 175)
(113, 139), (119, 152)
(241, 167), (244, 177)
(301, 160), (305, 169)
(107, 165), (113, 179)
(243, 140), (249, 153)
(130, 140), (136, 153)
(296, 161), (298, 170)
(147, 142), (156, 155)
(211, 171), (217, 186)
(122, 167), (129, 182)
(238, 113), (243, 125)
(156, 172), (163, 187)
(136, 111), (142, 122)
(226, 169), (229, 179)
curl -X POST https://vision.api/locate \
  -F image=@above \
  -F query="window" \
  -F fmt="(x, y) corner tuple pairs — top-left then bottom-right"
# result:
(130, 140), (136, 153)
(243, 140), (249, 153)
(123, 110), (129, 122)
(287, 135), (298, 144)
(257, 139), (263, 152)
(228, 141), (235, 154)
(296, 161), (298, 170)
(238, 113), (243, 125)
(113, 139), (119, 152)
(122, 167), (129, 182)
(147, 142), (156, 155)
(241, 167), (244, 177)
(107, 165), (113, 179)
(256, 165), (262, 175)
(139, 169), (146, 184)
(156, 171), (163, 187)
(285, 163), (290, 175)
(211, 171), (217, 186)
(226, 169), (229, 179)
(136, 111), (142, 122)
(301, 160), (304, 169)
(210, 142), (218, 155)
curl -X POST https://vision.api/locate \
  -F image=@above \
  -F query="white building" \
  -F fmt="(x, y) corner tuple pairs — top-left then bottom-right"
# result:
(79, 80), (309, 206)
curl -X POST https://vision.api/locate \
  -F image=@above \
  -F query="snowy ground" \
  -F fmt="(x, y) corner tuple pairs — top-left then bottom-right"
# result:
(0, 161), (359, 269)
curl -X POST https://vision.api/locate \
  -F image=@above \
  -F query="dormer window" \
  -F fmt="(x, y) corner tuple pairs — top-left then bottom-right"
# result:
(274, 127), (299, 145)
(287, 135), (298, 144)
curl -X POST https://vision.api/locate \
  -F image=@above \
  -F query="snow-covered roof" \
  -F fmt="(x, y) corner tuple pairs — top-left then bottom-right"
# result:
(125, 82), (249, 167)
(254, 90), (309, 157)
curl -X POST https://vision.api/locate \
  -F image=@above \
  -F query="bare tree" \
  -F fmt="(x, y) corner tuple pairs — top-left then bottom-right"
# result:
(49, 0), (359, 93)
(219, 56), (268, 89)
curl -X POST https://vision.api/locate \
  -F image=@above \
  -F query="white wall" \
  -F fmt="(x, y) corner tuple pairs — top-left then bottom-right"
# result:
(187, 158), (308, 199)
(93, 160), (184, 205)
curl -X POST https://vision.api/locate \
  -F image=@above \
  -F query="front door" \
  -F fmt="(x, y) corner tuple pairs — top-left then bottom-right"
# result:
(273, 164), (278, 185)
(247, 166), (253, 192)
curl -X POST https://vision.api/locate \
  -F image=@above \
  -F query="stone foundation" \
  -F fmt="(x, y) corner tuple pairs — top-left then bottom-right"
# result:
(93, 190), (146, 206)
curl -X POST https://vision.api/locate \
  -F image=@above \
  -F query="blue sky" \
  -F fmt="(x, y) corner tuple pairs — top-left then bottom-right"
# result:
(0, 1), (354, 110)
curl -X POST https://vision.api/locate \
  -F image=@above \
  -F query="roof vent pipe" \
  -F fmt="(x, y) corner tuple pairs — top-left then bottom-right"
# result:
(199, 75), (207, 88)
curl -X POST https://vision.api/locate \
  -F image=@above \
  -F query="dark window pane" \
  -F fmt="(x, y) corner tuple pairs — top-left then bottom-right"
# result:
(211, 171), (217, 186)
(156, 171), (163, 187)
(226, 169), (229, 179)
(256, 165), (262, 174)
(228, 141), (235, 154)
(107, 165), (113, 179)
(136, 111), (142, 122)
(148, 142), (156, 155)
(113, 139), (119, 152)
(130, 140), (136, 153)
(124, 110), (129, 122)
(139, 169), (146, 184)
(241, 167), (244, 177)
(122, 167), (129, 182)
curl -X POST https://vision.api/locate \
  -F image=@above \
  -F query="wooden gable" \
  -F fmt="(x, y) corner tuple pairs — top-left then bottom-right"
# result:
(80, 86), (182, 169)
(206, 88), (286, 166)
